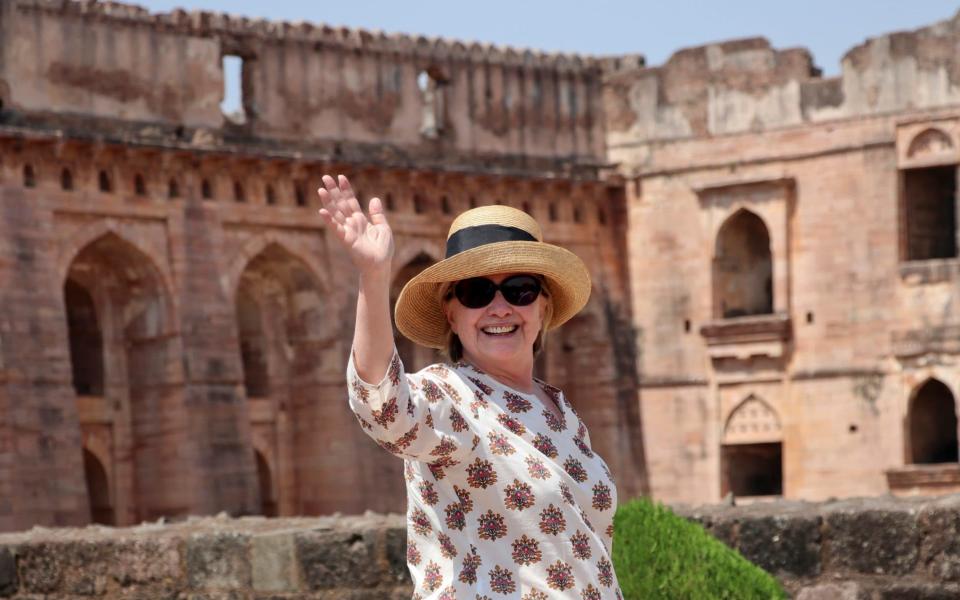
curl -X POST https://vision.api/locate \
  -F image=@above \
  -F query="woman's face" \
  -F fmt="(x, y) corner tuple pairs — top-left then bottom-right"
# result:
(444, 272), (547, 370)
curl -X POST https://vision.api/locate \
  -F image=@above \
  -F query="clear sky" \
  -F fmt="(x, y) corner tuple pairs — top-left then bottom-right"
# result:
(134, 0), (960, 112)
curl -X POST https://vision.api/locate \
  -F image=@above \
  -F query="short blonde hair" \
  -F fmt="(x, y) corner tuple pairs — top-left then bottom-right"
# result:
(439, 278), (554, 363)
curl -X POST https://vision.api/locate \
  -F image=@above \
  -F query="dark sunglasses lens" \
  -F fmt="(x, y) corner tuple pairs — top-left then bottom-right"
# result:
(454, 278), (497, 308)
(501, 276), (541, 306)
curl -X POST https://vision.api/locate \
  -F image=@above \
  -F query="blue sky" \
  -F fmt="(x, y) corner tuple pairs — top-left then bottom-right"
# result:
(135, 0), (960, 112)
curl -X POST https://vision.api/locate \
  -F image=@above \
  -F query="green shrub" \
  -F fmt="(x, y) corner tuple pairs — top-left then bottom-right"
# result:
(612, 498), (786, 600)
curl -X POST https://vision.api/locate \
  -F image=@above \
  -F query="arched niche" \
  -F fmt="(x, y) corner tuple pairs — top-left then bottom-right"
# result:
(908, 378), (959, 464)
(713, 209), (773, 319)
(64, 231), (177, 522)
(234, 242), (331, 399)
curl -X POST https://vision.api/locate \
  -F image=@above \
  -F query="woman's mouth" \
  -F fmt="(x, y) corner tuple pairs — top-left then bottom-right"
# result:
(481, 325), (519, 336)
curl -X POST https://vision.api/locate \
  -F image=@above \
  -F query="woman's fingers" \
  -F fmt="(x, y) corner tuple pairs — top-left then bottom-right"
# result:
(338, 175), (364, 215)
(368, 196), (387, 226)
(317, 187), (346, 225)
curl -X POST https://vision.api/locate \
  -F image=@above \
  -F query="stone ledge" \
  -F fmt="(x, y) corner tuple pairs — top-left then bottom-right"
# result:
(675, 493), (960, 596)
(3, 496), (960, 598)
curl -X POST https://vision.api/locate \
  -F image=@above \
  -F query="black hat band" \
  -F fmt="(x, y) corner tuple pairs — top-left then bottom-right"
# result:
(444, 224), (537, 258)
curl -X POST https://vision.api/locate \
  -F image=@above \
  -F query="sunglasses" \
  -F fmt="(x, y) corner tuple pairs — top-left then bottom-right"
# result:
(452, 275), (543, 309)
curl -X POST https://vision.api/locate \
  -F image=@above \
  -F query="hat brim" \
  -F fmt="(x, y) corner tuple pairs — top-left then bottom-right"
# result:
(394, 241), (592, 349)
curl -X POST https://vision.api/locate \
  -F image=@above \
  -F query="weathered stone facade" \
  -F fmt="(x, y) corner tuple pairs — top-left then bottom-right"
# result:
(3, 494), (960, 598)
(610, 11), (960, 505)
(0, 0), (644, 532)
(5, 0), (960, 533)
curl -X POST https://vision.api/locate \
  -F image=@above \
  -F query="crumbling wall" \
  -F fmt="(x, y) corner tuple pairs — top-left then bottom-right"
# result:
(3, 495), (960, 598)
(3, 0), (608, 164)
(605, 10), (960, 146)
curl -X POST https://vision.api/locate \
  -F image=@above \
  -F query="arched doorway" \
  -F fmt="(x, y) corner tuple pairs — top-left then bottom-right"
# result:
(83, 448), (114, 525)
(65, 232), (177, 523)
(713, 210), (773, 319)
(391, 253), (441, 371)
(909, 379), (959, 464)
(235, 243), (331, 515)
(255, 450), (277, 517)
(721, 395), (783, 497)
(65, 280), (104, 396)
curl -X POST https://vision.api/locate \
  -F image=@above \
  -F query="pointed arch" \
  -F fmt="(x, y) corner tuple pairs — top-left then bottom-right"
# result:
(908, 378), (959, 464)
(227, 233), (330, 301)
(58, 220), (177, 324)
(723, 394), (781, 444)
(712, 208), (773, 319)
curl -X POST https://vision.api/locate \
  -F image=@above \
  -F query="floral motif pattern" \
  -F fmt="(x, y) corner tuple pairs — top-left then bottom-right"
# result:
(504, 390), (533, 413)
(489, 565), (516, 594)
(477, 509), (508, 541)
(487, 431), (516, 456)
(539, 503), (566, 535)
(511, 534), (543, 565)
(532, 433), (559, 458)
(346, 348), (622, 597)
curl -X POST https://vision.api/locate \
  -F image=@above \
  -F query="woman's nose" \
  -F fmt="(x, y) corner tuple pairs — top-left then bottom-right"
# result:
(486, 291), (513, 315)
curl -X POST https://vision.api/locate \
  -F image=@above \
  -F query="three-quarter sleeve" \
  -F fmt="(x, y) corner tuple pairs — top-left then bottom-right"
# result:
(347, 347), (474, 465)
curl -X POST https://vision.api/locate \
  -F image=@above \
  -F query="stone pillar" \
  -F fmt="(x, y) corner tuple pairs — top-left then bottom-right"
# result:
(168, 176), (259, 517)
(0, 185), (89, 531)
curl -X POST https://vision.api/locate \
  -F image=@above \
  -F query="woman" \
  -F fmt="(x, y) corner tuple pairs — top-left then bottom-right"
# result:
(318, 174), (623, 599)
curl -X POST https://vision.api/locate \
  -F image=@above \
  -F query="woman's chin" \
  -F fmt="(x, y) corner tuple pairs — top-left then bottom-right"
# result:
(472, 338), (531, 365)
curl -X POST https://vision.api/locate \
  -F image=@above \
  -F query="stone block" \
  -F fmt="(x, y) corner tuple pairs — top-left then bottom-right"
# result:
(825, 506), (919, 576)
(917, 497), (960, 582)
(186, 533), (252, 591)
(108, 538), (183, 587)
(796, 582), (864, 600)
(17, 542), (62, 593)
(295, 529), (381, 590)
(251, 531), (298, 592)
(382, 526), (411, 585)
(875, 582), (960, 599)
(0, 546), (16, 597)
(737, 514), (821, 578)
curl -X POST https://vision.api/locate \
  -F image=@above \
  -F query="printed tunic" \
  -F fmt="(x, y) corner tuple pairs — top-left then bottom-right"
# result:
(347, 349), (624, 599)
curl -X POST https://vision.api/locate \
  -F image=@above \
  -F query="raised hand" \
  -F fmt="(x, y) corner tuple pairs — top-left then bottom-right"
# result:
(317, 174), (394, 274)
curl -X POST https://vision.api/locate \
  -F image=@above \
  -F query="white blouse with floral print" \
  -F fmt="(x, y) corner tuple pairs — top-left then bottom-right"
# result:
(347, 348), (623, 599)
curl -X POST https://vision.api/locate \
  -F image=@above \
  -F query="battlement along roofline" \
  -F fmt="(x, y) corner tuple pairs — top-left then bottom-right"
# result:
(17, 0), (637, 73)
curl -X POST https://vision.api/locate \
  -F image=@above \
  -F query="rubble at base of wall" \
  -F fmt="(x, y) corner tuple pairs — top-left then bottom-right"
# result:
(2, 495), (960, 598)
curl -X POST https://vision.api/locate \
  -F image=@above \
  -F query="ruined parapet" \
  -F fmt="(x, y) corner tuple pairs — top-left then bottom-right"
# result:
(0, 513), (412, 598)
(3, 495), (960, 597)
(604, 9), (960, 145)
(1, 0), (611, 173)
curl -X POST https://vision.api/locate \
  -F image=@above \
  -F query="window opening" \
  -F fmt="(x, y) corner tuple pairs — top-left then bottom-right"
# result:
(23, 164), (35, 188)
(713, 210), (773, 319)
(721, 442), (783, 497)
(221, 54), (255, 124)
(903, 166), (957, 260)
(61, 168), (73, 191)
(909, 379), (959, 464)
(234, 180), (245, 203)
(134, 174), (146, 196)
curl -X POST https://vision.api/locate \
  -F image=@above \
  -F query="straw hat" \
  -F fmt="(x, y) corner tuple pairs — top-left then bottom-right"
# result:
(394, 205), (591, 349)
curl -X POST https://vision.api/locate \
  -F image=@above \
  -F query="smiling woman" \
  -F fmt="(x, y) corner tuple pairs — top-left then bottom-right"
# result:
(316, 174), (622, 599)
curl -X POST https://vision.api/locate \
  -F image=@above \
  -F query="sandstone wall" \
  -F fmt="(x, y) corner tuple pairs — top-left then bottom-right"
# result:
(1, 0), (608, 165)
(604, 10), (960, 147)
(2, 495), (960, 598)
(0, 0), (647, 532)
(609, 11), (960, 505)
